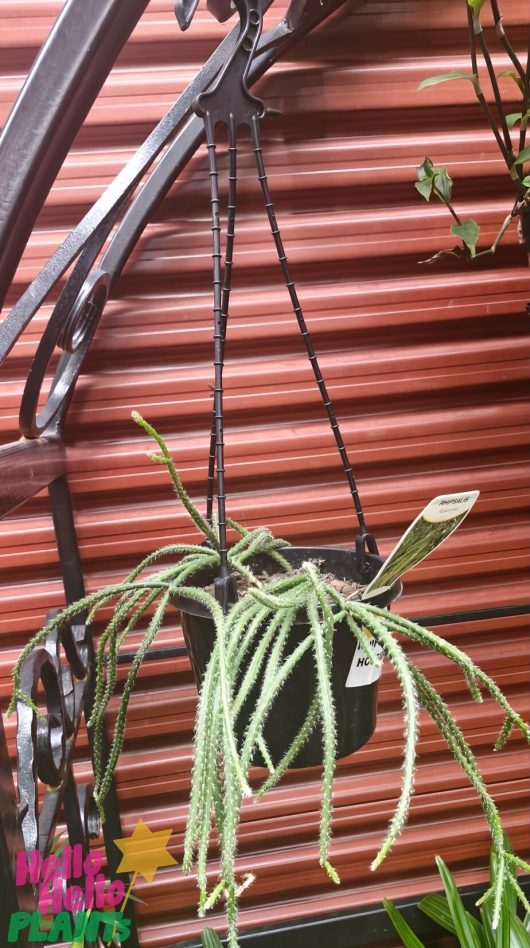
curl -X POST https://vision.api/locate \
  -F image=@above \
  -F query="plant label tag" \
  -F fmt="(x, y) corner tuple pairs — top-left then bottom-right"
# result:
(346, 635), (384, 688)
(361, 490), (480, 601)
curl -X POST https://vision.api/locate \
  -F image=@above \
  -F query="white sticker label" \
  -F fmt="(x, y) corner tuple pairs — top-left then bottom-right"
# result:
(422, 493), (479, 523)
(362, 490), (480, 601)
(346, 636), (384, 688)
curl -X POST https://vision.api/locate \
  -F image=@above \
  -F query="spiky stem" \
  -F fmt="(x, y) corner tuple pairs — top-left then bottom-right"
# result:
(10, 420), (530, 948)
(132, 411), (219, 548)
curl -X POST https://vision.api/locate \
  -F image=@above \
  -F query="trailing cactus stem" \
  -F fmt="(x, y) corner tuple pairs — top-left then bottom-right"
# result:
(10, 419), (530, 948)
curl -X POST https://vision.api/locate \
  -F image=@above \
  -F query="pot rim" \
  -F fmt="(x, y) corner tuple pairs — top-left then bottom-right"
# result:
(172, 545), (402, 619)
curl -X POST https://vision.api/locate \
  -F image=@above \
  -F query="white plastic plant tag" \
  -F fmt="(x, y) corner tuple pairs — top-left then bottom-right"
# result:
(361, 490), (480, 601)
(346, 634), (384, 688)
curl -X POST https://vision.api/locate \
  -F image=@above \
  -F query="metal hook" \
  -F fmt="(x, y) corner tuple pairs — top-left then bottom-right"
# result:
(355, 532), (379, 581)
(175, 0), (237, 30)
(194, 0), (268, 127)
(174, 0), (200, 31)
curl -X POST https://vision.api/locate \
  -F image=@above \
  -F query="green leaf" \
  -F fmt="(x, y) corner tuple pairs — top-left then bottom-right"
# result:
(72, 909), (91, 948)
(433, 167), (453, 203)
(509, 913), (530, 948)
(523, 912), (530, 933)
(467, 0), (490, 13)
(435, 855), (483, 948)
(51, 831), (66, 854)
(479, 905), (496, 948)
(418, 893), (456, 934)
(521, 175), (530, 187)
(494, 894), (510, 948)
(415, 179), (434, 201)
(416, 158), (434, 179)
(383, 899), (428, 948)
(415, 159), (435, 200)
(506, 113), (523, 129)
(201, 930), (224, 948)
(500, 834), (516, 916)
(451, 219), (480, 257)
(51, 835), (62, 852)
(415, 158), (453, 203)
(514, 146), (530, 166)
(418, 71), (478, 91)
(498, 70), (525, 93)
(127, 891), (147, 905)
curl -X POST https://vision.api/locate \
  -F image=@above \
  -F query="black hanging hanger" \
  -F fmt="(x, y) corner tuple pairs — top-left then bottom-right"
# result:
(178, 0), (378, 610)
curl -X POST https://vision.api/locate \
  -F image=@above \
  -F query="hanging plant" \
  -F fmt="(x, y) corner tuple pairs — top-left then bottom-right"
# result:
(8, 415), (530, 948)
(7, 3), (530, 945)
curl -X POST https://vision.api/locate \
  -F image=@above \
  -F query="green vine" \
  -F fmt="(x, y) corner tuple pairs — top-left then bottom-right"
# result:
(415, 0), (530, 263)
(8, 416), (530, 948)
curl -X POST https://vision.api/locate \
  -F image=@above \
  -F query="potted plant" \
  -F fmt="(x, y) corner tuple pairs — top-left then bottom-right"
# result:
(384, 835), (530, 947)
(8, 413), (530, 948)
(3, 1), (528, 945)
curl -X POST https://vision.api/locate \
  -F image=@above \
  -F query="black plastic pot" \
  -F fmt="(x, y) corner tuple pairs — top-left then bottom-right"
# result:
(174, 546), (401, 769)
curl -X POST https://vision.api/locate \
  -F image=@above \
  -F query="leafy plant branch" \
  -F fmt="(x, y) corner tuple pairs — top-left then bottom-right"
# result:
(416, 0), (530, 263)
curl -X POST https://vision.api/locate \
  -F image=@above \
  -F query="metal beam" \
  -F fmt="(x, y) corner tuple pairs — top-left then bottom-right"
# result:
(0, 438), (66, 519)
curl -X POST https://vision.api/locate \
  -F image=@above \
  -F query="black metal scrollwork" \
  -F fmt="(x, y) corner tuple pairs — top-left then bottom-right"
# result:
(16, 612), (95, 856)
(20, 269), (111, 438)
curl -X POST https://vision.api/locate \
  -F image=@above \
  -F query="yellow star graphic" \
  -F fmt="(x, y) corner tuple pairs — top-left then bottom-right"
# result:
(113, 818), (177, 884)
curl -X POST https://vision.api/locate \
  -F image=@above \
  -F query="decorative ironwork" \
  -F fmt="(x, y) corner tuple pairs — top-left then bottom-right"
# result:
(16, 610), (94, 849)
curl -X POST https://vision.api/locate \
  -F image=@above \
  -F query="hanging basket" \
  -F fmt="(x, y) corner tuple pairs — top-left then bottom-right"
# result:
(171, 33), (403, 771)
(173, 546), (401, 768)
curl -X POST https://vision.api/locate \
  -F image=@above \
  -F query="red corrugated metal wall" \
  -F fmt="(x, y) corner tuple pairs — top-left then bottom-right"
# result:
(1, 0), (529, 944)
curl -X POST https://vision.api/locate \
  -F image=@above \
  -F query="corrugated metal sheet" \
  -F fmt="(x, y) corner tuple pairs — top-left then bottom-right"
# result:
(1, 0), (529, 944)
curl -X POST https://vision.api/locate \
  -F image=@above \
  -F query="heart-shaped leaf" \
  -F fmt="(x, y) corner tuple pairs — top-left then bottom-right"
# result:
(506, 112), (523, 129)
(451, 218), (480, 257)
(415, 179), (434, 201)
(433, 167), (453, 203)
(415, 159), (435, 200)
(415, 159), (453, 203)
(416, 157), (434, 180)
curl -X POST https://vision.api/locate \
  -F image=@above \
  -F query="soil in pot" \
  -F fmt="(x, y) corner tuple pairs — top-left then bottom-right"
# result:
(202, 563), (363, 600)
